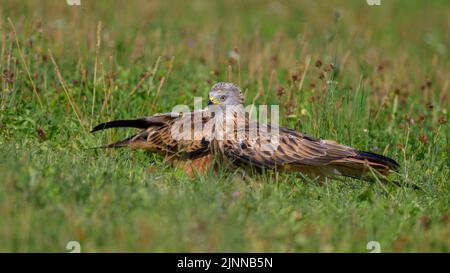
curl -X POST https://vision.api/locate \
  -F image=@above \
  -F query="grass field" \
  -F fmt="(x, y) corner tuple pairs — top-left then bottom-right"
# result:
(0, 0), (449, 252)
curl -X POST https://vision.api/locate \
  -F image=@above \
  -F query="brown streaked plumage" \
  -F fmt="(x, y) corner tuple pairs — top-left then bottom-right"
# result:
(92, 110), (215, 175)
(220, 121), (399, 182)
(92, 82), (399, 183)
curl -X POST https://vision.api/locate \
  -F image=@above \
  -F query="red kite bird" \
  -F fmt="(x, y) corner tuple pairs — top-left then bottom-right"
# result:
(92, 82), (399, 182)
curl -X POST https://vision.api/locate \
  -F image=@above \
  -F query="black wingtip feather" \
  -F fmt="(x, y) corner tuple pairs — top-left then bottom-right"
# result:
(355, 150), (400, 171)
(91, 118), (165, 133)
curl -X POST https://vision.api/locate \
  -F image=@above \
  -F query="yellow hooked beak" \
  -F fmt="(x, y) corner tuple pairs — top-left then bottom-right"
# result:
(208, 96), (221, 105)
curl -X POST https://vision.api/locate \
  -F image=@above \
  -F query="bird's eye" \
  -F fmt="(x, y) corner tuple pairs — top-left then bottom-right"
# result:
(219, 95), (226, 101)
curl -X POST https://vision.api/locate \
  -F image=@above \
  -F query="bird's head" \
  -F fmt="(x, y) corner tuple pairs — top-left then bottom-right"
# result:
(208, 82), (244, 107)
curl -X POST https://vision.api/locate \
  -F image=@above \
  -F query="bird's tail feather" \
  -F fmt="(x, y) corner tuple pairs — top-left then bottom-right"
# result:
(88, 134), (141, 149)
(102, 135), (138, 148)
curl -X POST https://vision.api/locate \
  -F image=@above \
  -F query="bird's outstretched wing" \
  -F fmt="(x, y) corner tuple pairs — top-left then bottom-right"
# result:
(221, 121), (399, 181)
(92, 110), (213, 160)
